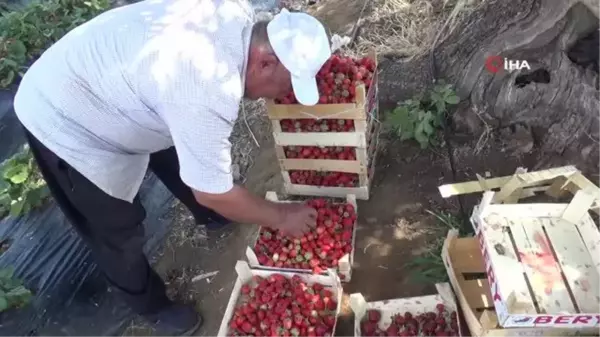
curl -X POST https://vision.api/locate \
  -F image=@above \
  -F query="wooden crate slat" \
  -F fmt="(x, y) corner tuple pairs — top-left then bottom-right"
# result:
(265, 102), (366, 120)
(576, 215), (600, 289)
(274, 131), (367, 147)
(543, 218), (600, 314)
(266, 85), (367, 120)
(279, 158), (365, 174)
(481, 213), (537, 313)
(284, 183), (369, 200)
(509, 219), (576, 314)
(438, 166), (580, 198)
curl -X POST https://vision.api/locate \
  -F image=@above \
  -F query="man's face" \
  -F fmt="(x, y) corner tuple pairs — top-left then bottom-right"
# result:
(245, 50), (293, 100)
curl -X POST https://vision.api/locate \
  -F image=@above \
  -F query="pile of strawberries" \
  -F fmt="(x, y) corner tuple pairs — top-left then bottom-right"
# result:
(289, 170), (358, 187)
(227, 274), (337, 337)
(283, 146), (357, 160)
(275, 54), (376, 105)
(361, 304), (459, 336)
(253, 198), (356, 278)
(280, 119), (355, 133)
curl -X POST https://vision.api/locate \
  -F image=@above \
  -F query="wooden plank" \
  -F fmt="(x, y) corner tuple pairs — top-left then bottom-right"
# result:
(480, 213), (537, 314)
(284, 183), (370, 200)
(492, 167), (527, 203)
(543, 218), (600, 314)
(545, 176), (570, 198)
(510, 219), (576, 314)
(266, 85), (367, 120)
(503, 168), (529, 203)
(265, 101), (366, 120)
(482, 204), (568, 219)
(561, 189), (596, 224)
(279, 158), (365, 174)
(575, 216), (600, 287)
(274, 131), (367, 147)
(438, 166), (580, 198)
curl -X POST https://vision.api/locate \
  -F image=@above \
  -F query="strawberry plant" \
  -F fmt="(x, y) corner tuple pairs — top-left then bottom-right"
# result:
(387, 82), (459, 149)
(0, 148), (50, 218)
(0, 267), (33, 313)
(228, 274), (338, 336)
(0, 0), (110, 88)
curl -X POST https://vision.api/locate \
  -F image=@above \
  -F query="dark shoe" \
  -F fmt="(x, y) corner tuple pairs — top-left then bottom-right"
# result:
(144, 302), (202, 336)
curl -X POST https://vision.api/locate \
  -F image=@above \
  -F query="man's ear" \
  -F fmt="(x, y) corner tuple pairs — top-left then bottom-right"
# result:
(261, 52), (279, 70)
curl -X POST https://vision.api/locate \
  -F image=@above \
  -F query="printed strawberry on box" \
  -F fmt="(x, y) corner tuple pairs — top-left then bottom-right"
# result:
(350, 283), (463, 337)
(471, 191), (600, 331)
(217, 261), (343, 337)
(266, 51), (380, 201)
(245, 191), (358, 282)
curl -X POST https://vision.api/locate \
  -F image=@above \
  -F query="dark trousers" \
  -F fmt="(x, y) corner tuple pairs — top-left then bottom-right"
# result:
(23, 128), (225, 315)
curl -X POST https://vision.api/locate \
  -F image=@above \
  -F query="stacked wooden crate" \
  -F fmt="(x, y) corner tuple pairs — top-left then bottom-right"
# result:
(439, 166), (600, 336)
(265, 51), (380, 200)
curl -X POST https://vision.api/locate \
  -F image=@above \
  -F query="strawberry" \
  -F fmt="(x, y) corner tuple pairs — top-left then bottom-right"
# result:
(227, 275), (338, 336)
(275, 54), (375, 106)
(367, 309), (381, 322)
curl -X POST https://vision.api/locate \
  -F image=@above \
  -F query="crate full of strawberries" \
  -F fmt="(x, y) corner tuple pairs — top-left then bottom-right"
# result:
(268, 51), (379, 201)
(246, 192), (358, 282)
(217, 261), (342, 337)
(350, 283), (463, 337)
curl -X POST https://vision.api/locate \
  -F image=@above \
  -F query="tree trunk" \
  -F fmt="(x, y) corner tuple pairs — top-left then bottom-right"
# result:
(379, 0), (599, 173)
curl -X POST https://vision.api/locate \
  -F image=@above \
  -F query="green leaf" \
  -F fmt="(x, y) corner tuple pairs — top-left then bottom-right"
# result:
(430, 91), (443, 103)
(6, 285), (31, 298)
(435, 101), (445, 114)
(445, 94), (459, 104)
(423, 120), (434, 135)
(6, 40), (27, 60)
(3, 163), (30, 184)
(0, 268), (14, 280)
(0, 70), (15, 87)
(9, 198), (26, 217)
(0, 296), (8, 312)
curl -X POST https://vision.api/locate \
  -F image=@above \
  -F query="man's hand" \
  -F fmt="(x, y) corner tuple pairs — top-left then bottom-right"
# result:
(193, 185), (316, 237)
(271, 203), (317, 237)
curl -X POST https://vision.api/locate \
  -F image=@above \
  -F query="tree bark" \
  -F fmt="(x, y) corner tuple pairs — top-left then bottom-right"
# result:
(378, 0), (599, 172)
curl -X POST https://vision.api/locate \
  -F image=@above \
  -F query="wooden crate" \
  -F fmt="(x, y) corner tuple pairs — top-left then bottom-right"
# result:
(471, 190), (600, 329)
(266, 51), (380, 200)
(442, 229), (599, 336)
(349, 283), (464, 336)
(437, 165), (600, 215)
(245, 191), (358, 281)
(217, 261), (343, 336)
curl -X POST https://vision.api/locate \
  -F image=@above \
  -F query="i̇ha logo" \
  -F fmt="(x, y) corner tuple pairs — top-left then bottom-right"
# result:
(485, 55), (531, 73)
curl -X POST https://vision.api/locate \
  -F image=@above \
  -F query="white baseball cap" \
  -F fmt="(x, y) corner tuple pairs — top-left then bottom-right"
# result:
(267, 9), (331, 106)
